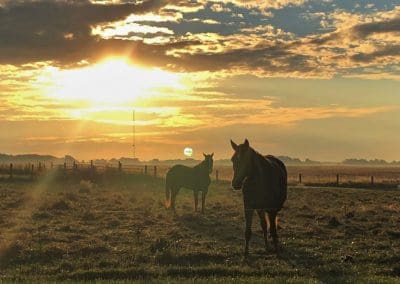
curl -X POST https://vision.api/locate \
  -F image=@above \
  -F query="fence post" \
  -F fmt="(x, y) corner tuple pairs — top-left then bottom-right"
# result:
(9, 163), (13, 179)
(31, 164), (34, 180)
(299, 173), (302, 184)
(38, 162), (42, 172)
(118, 161), (122, 172)
(144, 165), (148, 175)
(154, 166), (157, 178)
(90, 160), (94, 180)
(64, 162), (67, 177)
(336, 174), (340, 186)
(216, 170), (219, 182)
(371, 176), (374, 185)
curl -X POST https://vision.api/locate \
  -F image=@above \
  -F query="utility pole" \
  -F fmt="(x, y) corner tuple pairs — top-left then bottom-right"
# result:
(132, 109), (136, 159)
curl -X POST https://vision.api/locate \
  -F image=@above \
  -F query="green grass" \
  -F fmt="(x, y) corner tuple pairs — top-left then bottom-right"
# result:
(0, 173), (399, 283)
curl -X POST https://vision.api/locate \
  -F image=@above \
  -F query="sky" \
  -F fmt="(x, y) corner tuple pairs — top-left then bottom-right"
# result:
(0, 0), (400, 161)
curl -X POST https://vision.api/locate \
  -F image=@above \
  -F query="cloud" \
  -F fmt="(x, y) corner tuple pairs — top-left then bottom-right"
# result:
(353, 17), (400, 38)
(225, 0), (308, 10)
(0, 0), (183, 64)
(351, 45), (400, 63)
(1, 1), (400, 80)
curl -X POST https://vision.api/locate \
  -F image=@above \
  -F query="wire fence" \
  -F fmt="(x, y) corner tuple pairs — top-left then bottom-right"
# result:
(1, 162), (400, 188)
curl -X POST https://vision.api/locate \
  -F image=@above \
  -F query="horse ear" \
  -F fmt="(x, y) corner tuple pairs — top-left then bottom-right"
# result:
(230, 140), (238, 151)
(203, 153), (206, 158)
(211, 153), (214, 158)
(244, 139), (249, 148)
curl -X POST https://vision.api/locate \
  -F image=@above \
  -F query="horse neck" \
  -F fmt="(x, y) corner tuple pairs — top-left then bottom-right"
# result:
(194, 160), (208, 173)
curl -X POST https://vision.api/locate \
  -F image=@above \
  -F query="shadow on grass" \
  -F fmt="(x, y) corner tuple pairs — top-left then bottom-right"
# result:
(278, 243), (354, 283)
(61, 266), (286, 281)
(176, 211), (243, 246)
(176, 210), (355, 282)
(154, 250), (227, 265)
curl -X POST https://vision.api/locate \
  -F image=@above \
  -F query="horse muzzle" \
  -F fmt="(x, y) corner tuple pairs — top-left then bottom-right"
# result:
(231, 175), (248, 190)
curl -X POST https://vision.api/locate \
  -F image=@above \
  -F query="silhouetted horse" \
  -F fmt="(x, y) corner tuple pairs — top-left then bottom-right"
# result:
(165, 153), (213, 214)
(230, 139), (287, 255)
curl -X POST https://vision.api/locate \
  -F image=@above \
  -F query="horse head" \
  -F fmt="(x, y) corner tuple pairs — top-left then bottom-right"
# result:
(230, 139), (254, 190)
(203, 153), (214, 174)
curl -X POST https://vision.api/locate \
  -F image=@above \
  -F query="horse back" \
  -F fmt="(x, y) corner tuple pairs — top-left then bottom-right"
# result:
(166, 164), (210, 191)
(243, 154), (287, 212)
(265, 155), (287, 177)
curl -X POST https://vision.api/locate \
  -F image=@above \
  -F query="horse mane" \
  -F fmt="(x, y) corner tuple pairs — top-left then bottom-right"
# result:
(251, 148), (279, 167)
(250, 148), (266, 164)
(249, 148), (279, 179)
(193, 159), (209, 172)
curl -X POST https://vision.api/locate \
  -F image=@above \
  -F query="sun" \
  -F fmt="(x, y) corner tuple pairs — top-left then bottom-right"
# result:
(45, 58), (183, 105)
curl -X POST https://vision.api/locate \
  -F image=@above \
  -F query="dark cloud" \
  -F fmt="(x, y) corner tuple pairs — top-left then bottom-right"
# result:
(308, 32), (340, 45)
(0, 0), (176, 64)
(308, 17), (400, 46)
(166, 45), (316, 74)
(353, 17), (400, 38)
(305, 17), (400, 65)
(351, 45), (400, 63)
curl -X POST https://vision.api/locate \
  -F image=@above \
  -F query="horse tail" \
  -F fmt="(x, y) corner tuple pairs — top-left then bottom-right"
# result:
(165, 175), (171, 208)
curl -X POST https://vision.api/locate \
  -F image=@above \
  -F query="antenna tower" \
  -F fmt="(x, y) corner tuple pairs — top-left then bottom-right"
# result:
(132, 109), (136, 159)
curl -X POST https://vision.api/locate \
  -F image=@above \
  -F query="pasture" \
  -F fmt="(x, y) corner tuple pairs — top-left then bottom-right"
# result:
(0, 172), (399, 283)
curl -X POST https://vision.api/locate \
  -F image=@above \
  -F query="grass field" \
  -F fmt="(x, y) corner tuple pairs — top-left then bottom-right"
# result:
(0, 173), (399, 283)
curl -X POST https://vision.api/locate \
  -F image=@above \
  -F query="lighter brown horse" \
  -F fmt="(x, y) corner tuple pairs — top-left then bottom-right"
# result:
(231, 139), (287, 255)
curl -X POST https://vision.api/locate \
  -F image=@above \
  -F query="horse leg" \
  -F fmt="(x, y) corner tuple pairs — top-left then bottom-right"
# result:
(201, 191), (207, 214)
(244, 209), (254, 256)
(171, 187), (179, 214)
(256, 209), (268, 251)
(267, 211), (279, 252)
(193, 190), (198, 212)
(165, 181), (171, 208)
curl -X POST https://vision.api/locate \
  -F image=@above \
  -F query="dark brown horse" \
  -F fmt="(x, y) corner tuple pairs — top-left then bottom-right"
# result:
(165, 153), (213, 214)
(230, 139), (287, 255)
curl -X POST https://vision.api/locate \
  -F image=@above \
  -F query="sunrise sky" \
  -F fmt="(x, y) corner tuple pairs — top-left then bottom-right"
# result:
(1, 0), (400, 161)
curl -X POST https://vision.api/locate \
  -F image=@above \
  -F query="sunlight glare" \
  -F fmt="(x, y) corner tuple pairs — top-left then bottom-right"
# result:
(47, 58), (184, 105)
